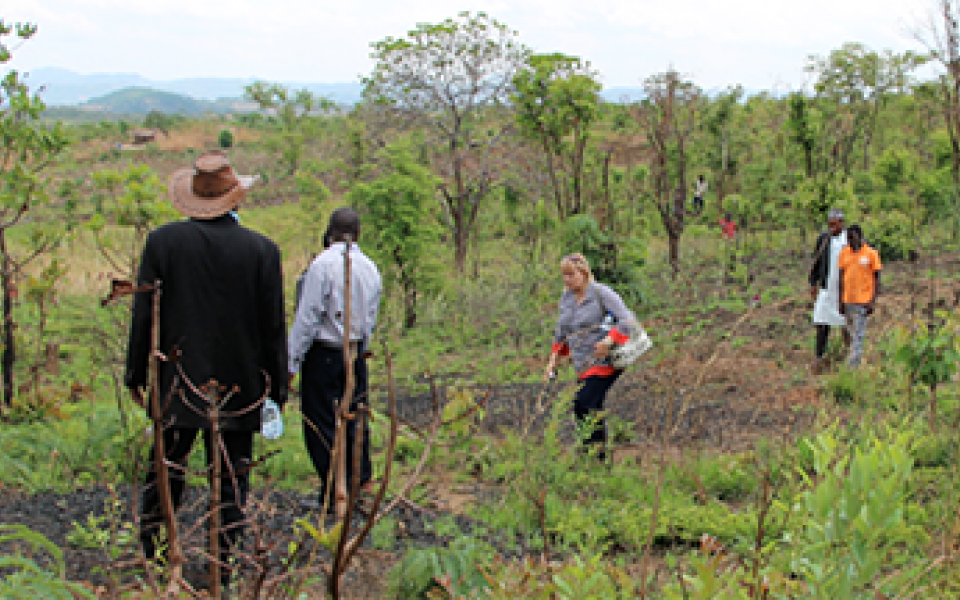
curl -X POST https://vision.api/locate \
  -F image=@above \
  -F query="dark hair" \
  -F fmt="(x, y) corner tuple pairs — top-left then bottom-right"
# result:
(322, 226), (332, 249)
(724, 212), (732, 221)
(847, 224), (863, 238)
(327, 207), (360, 243)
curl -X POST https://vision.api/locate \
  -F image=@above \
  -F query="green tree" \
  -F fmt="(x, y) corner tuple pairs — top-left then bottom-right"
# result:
(789, 44), (922, 225)
(806, 43), (921, 173)
(0, 21), (70, 410)
(86, 163), (176, 279)
(702, 86), (744, 213)
(244, 82), (336, 176)
(513, 53), (601, 219)
(347, 142), (441, 329)
(363, 11), (528, 272)
(142, 109), (174, 134)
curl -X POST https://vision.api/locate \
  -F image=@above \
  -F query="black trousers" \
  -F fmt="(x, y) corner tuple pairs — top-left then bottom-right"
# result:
(300, 344), (372, 502)
(140, 427), (252, 571)
(815, 324), (851, 359)
(573, 372), (622, 456)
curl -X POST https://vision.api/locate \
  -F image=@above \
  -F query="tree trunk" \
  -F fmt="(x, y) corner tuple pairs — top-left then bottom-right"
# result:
(668, 229), (680, 276)
(404, 288), (417, 330)
(602, 151), (612, 232)
(673, 185), (686, 231)
(570, 125), (585, 216)
(952, 135), (960, 186)
(718, 138), (728, 214)
(544, 143), (565, 219)
(454, 226), (468, 273)
(930, 383), (938, 433)
(1, 230), (13, 410)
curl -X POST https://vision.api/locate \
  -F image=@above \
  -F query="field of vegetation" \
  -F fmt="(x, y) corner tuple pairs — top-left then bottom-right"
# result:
(4, 9), (960, 600)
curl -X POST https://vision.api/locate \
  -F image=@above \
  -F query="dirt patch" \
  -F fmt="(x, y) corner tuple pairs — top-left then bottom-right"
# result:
(0, 484), (481, 596)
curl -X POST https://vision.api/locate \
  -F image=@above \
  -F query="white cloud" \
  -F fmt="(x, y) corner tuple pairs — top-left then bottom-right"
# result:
(3, 0), (937, 88)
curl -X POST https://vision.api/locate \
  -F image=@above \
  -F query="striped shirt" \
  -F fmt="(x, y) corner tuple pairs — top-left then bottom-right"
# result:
(288, 242), (382, 374)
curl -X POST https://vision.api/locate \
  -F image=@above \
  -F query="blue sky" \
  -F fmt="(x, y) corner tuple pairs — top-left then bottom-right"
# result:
(6, 0), (930, 90)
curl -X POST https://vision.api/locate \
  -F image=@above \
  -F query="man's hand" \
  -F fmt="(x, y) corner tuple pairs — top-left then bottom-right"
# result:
(593, 338), (613, 360)
(130, 388), (145, 409)
(288, 372), (296, 387)
(810, 286), (819, 302)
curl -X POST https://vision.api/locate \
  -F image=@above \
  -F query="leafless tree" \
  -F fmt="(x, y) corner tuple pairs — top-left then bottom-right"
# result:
(913, 0), (960, 184)
(632, 69), (701, 274)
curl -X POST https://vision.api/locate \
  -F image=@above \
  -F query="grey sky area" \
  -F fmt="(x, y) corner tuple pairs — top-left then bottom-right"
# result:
(6, 0), (934, 94)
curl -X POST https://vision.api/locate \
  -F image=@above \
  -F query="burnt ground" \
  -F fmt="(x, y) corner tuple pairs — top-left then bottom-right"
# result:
(1, 246), (957, 597)
(0, 484), (493, 598)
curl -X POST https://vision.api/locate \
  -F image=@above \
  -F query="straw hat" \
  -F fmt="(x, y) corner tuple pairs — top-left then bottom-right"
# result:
(169, 151), (259, 219)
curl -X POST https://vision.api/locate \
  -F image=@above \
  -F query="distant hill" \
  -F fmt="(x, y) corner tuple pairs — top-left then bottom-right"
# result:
(77, 87), (256, 114)
(28, 68), (366, 108)
(81, 87), (210, 114)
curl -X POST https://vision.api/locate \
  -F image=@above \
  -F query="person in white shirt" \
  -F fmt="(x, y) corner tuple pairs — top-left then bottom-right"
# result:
(808, 209), (851, 373)
(288, 208), (382, 512)
(693, 175), (708, 214)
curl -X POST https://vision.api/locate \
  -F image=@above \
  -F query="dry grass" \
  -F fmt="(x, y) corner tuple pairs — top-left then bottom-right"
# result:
(69, 122), (261, 164)
(154, 122), (260, 153)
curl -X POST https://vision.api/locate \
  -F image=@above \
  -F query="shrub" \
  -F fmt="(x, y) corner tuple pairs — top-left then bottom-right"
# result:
(788, 425), (916, 597)
(861, 211), (915, 261)
(825, 368), (861, 405)
(218, 128), (234, 148)
(561, 214), (644, 304)
(387, 537), (493, 598)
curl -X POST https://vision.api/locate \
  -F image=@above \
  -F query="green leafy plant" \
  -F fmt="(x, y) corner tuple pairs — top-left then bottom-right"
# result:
(347, 140), (443, 329)
(787, 424), (919, 597)
(479, 554), (636, 599)
(66, 493), (135, 558)
(0, 524), (95, 599)
(894, 314), (960, 428)
(388, 536), (494, 599)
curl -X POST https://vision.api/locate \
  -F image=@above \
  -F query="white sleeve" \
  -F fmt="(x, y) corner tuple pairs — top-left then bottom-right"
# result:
(287, 263), (327, 374)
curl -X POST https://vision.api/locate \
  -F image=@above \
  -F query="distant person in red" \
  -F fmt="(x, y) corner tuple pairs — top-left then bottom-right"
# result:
(719, 213), (738, 240)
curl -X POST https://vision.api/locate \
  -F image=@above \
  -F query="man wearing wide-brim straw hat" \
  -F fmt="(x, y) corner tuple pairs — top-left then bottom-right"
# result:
(125, 150), (288, 587)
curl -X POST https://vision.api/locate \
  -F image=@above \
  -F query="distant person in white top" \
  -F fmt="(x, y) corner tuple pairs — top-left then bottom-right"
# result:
(288, 207), (382, 512)
(693, 175), (707, 214)
(808, 209), (850, 374)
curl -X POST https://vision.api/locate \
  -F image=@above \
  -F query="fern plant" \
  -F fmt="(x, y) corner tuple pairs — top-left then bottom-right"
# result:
(0, 524), (95, 599)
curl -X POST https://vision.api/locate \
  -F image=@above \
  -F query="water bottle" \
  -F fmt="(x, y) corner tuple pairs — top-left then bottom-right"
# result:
(261, 397), (283, 440)
(601, 311), (616, 332)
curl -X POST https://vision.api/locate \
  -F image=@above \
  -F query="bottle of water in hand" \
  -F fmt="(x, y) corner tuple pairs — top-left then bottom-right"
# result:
(601, 311), (616, 332)
(261, 397), (283, 440)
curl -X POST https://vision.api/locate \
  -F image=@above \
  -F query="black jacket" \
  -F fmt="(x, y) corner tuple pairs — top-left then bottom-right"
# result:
(809, 229), (848, 290)
(125, 216), (288, 430)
